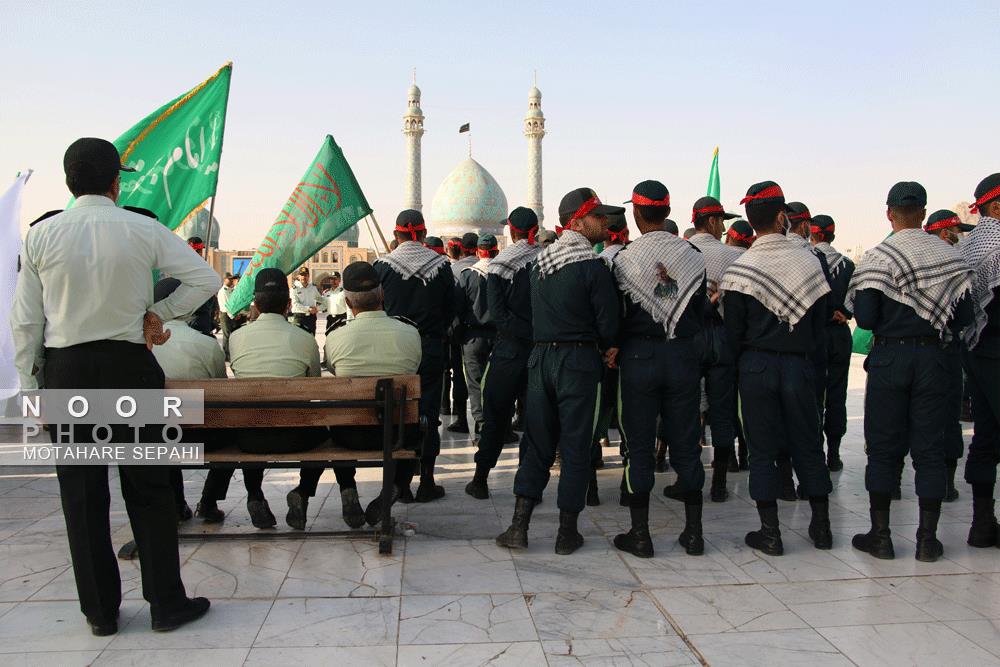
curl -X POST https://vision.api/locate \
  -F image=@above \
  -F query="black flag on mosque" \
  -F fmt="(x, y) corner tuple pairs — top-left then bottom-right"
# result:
(459, 123), (470, 133)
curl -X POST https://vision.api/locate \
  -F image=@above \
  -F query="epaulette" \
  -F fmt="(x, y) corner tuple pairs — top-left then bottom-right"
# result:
(29, 210), (63, 227)
(391, 315), (419, 329)
(324, 314), (348, 335)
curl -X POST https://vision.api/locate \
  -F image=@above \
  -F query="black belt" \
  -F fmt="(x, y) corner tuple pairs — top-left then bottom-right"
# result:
(745, 346), (808, 359)
(874, 336), (941, 347)
(535, 341), (598, 348)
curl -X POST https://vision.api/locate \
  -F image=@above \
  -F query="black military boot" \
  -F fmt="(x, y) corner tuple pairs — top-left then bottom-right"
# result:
(944, 461), (959, 502)
(968, 497), (998, 548)
(678, 500), (705, 556)
(446, 402), (469, 433)
(662, 481), (685, 502)
(464, 465), (490, 500)
(586, 473), (600, 507)
(555, 511), (585, 555)
(826, 439), (843, 472)
(915, 507), (944, 562)
(654, 438), (669, 472)
(710, 460), (729, 503)
(614, 504), (654, 558)
(745, 504), (783, 556)
(496, 496), (535, 549)
(415, 462), (445, 502)
(340, 488), (366, 529)
(808, 497), (833, 549)
(852, 509), (895, 559)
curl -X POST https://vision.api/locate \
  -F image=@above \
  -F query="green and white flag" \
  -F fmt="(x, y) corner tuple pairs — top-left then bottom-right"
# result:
(225, 135), (372, 315)
(111, 63), (232, 230)
(706, 146), (720, 200)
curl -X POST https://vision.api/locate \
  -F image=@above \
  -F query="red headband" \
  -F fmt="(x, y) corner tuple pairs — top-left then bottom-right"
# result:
(607, 228), (629, 245)
(447, 239), (462, 250)
(554, 225), (565, 236)
(477, 247), (496, 258)
(809, 224), (835, 235)
(569, 196), (601, 222)
(970, 184), (1000, 213)
(189, 242), (205, 251)
(787, 211), (811, 222)
(631, 193), (670, 207)
(394, 222), (426, 241)
(727, 227), (755, 243)
(426, 244), (446, 255)
(739, 185), (784, 205)
(525, 225), (538, 245)
(925, 216), (960, 232)
(691, 205), (724, 223)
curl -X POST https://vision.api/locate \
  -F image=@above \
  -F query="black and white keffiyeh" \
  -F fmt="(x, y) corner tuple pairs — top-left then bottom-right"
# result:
(599, 243), (625, 266)
(958, 216), (1000, 347)
(688, 233), (743, 290)
(720, 233), (830, 329)
(374, 241), (449, 283)
(813, 242), (850, 279)
(463, 257), (491, 278)
(535, 230), (596, 277)
(613, 230), (706, 339)
(846, 228), (973, 336)
(488, 239), (541, 281)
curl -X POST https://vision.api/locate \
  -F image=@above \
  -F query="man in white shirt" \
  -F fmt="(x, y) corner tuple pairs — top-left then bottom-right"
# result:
(290, 266), (322, 334)
(217, 272), (247, 360)
(11, 138), (219, 635)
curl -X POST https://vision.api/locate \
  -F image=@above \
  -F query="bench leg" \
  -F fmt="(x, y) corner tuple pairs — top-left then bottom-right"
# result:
(379, 457), (396, 554)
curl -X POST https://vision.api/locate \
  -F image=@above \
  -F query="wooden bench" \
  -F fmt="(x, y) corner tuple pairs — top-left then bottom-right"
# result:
(165, 375), (421, 554)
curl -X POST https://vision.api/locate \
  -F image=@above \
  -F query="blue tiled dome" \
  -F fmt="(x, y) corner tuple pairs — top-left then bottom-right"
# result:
(430, 158), (508, 239)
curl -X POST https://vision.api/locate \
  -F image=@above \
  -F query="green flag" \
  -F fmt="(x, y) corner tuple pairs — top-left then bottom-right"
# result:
(111, 63), (232, 230)
(706, 146), (720, 199)
(226, 135), (373, 315)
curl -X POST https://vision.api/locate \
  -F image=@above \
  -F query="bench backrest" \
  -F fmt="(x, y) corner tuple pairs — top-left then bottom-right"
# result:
(165, 375), (420, 428)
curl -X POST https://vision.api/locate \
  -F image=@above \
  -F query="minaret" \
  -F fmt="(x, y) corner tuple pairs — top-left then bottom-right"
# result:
(524, 77), (546, 225)
(403, 72), (425, 211)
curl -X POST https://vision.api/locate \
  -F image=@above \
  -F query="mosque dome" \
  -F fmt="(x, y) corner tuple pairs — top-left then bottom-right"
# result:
(175, 206), (221, 248)
(430, 158), (508, 239)
(335, 221), (360, 246)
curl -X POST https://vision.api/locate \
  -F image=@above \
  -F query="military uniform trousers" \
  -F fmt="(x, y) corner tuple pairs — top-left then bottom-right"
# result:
(821, 323), (852, 446)
(863, 339), (950, 499)
(476, 337), (532, 471)
(443, 340), (468, 409)
(618, 337), (703, 497)
(419, 335), (447, 462)
(292, 313), (317, 335)
(701, 323), (737, 463)
(44, 341), (188, 625)
(963, 345), (1000, 486)
(462, 335), (494, 425)
(943, 344), (965, 461)
(513, 343), (603, 513)
(740, 349), (832, 501)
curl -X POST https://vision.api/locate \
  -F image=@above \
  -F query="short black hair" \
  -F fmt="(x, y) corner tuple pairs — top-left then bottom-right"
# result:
(66, 166), (116, 198)
(224, 272), (234, 280)
(692, 213), (718, 230)
(393, 230), (426, 244)
(635, 204), (669, 225)
(746, 201), (784, 232)
(254, 291), (288, 314)
(888, 205), (925, 226)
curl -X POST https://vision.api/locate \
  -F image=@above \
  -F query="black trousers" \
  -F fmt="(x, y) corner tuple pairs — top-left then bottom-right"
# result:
(444, 340), (468, 408)
(863, 341), (950, 499)
(701, 324), (736, 464)
(292, 313), (317, 335)
(476, 338), (531, 472)
(740, 349), (832, 501)
(462, 336), (494, 425)
(963, 346), (1000, 486)
(237, 427), (336, 498)
(44, 341), (188, 623)
(619, 337), (703, 497)
(821, 323), (852, 447)
(513, 344), (603, 513)
(943, 344), (965, 461)
(593, 366), (618, 443)
(418, 336), (446, 463)
(219, 313), (245, 361)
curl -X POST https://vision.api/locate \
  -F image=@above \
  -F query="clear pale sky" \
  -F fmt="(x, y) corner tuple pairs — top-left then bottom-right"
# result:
(2, 0), (997, 253)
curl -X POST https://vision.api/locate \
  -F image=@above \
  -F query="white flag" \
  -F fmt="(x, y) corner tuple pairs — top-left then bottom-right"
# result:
(0, 172), (30, 399)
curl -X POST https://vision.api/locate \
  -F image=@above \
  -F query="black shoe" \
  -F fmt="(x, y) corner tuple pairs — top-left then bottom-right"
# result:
(364, 485), (401, 526)
(446, 416), (470, 434)
(710, 481), (729, 503)
(745, 505), (783, 556)
(852, 509), (894, 559)
(614, 528), (653, 558)
(944, 468), (959, 503)
(88, 611), (119, 637)
(285, 490), (308, 530)
(195, 501), (225, 523)
(915, 509), (943, 562)
(415, 481), (446, 503)
(662, 483), (685, 502)
(778, 483), (798, 502)
(679, 503), (704, 555)
(496, 496), (535, 549)
(398, 486), (415, 504)
(555, 511), (584, 555)
(176, 502), (193, 523)
(808, 502), (833, 550)
(117, 540), (139, 561)
(586, 477), (600, 507)
(827, 455), (844, 472)
(340, 488), (366, 529)
(247, 498), (277, 529)
(465, 477), (490, 499)
(968, 498), (998, 548)
(151, 597), (211, 632)
(655, 439), (669, 472)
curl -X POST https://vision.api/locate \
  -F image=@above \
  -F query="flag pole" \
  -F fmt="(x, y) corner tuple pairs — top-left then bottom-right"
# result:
(368, 213), (392, 254)
(202, 195), (216, 260)
(363, 216), (381, 258)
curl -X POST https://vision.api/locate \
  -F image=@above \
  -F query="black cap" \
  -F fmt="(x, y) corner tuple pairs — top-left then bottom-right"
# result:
(810, 214), (836, 232)
(254, 268), (288, 294)
(663, 219), (679, 235)
(29, 210), (63, 227)
(886, 181), (927, 207)
(187, 236), (204, 245)
(478, 233), (498, 249)
(507, 206), (539, 231)
(153, 277), (181, 303)
(330, 270), (341, 279)
(691, 196), (738, 221)
(122, 206), (158, 220)
(461, 232), (480, 249)
(607, 212), (627, 232)
(63, 138), (135, 180)
(624, 180), (670, 206)
(786, 202), (811, 223)
(972, 173), (1000, 213)
(740, 181), (790, 210)
(727, 218), (755, 242)
(558, 188), (625, 224)
(925, 209), (974, 233)
(342, 261), (380, 292)
(395, 209), (424, 228)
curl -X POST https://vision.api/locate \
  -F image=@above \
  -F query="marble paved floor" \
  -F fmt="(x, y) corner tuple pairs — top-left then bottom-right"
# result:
(2, 356), (999, 665)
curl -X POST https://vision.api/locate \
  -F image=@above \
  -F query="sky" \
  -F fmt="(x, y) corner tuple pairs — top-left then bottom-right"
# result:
(2, 0), (998, 254)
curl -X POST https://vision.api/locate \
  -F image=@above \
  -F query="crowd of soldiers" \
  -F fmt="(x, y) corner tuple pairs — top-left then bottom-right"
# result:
(7, 136), (1000, 636)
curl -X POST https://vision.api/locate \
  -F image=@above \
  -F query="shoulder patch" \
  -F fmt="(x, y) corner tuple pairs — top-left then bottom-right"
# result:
(390, 315), (419, 329)
(325, 314), (348, 335)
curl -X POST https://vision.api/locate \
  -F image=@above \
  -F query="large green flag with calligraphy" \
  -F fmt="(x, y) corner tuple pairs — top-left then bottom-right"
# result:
(225, 135), (372, 314)
(111, 63), (232, 230)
